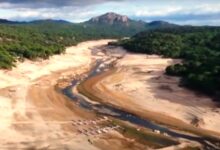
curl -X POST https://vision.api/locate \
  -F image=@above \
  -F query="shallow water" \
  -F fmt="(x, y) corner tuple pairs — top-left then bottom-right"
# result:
(62, 59), (220, 149)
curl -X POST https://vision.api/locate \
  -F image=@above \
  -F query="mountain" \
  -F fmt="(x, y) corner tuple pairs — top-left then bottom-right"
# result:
(147, 20), (178, 28)
(0, 19), (21, 24)
(1, 12), (219, 70)
(0, 13), (179, 37)
(28, 19), (71, 25)
(0, 19), (72, 25)
(86, 12), (146, 27)
(84, 12), (180, 35)
(83, 12), (148, 36)
(87, 12), (130, 26)
(0, 19), (71, 25)
(0, 13), (178, 30)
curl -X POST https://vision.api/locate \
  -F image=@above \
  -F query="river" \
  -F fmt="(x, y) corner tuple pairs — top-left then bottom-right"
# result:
(62, 48), (220, 149)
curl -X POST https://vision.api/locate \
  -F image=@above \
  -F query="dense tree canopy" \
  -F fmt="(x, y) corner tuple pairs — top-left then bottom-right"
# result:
(116, 27), (220, 100)
(0, 21), (141, 69)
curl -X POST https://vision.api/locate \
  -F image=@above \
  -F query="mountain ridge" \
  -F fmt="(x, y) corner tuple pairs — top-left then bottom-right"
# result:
(28, 19), (71, 24)
(0, 19), (22, 24)
(87, 12), (130, 26)
(147, 20), (177, 26)
(0, 12), (179, 28)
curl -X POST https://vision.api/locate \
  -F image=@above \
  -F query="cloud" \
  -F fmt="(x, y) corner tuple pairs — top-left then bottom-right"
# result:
(135, 7), (183, 17)
(2, 6), (98, 22)
(132, 3), (220, 25)
(0, 0), (220, 25)
(0, 0), (124, 8)
(133, 3), (220, 17)
(0, 0), (121, 22)
(134, 13), (220, 25)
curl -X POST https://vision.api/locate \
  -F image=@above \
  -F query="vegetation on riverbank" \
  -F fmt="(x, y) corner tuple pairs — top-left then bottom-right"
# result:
(0, 21), (142, 69)
(77, 67), (220, 143)
(114, 26), (220, 100)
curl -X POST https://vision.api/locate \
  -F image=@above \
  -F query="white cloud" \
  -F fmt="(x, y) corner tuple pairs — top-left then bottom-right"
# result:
(0, 0), (220, 25)
(193, 4), (220, 14)
(134, 3), (220, 17)
(135, 7), (183, 17)
(1, 6), (99, 22)
(0, 2), (12, 8)
(0, 0), (125, 9)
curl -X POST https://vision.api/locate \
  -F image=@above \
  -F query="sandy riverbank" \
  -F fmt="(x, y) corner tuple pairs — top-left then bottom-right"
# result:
(1, 39), (220, 149)
(114, 54), (220, 133)
(0, 40), (138, 150)
(78, 51), (220, 141)
(0, 40), (111, 88)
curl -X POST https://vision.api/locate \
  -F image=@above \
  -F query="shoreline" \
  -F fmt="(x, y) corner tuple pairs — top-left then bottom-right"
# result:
(0, 39), (219, 149)
(1, 40), (162, 150)
(0, 40), (119, 149)
(77, 55), (220, 142)
(0, 39), (115, 88)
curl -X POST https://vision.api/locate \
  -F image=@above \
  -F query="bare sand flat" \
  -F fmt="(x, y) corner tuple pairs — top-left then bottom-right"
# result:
(0, 40), (113, 88)
(84, 52), (220, 135)
(0, 40), (132, 150)
(1, 40), (220, 149)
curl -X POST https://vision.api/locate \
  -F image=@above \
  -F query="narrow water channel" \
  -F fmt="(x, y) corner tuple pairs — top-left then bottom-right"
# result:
(62, 59), (220, 149)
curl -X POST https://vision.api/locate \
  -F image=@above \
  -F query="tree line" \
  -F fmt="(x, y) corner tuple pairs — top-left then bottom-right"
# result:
(0, 21), (139, 69)
(115, 26), (220, 101)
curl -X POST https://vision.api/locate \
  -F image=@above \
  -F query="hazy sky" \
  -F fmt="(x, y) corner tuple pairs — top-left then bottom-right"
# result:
(0, 0), (220, 25)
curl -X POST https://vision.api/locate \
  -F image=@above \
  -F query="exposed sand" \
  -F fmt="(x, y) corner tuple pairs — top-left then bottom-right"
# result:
(91, 53), (220, 135)
(0, 40), (109, 88)
(1, 39), (220, 149)
(0, 40), (137, 150)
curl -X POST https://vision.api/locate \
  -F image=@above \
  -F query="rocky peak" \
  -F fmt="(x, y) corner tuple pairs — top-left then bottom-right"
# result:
(147, 20), (176, 27)
(89, 12), (129, 25)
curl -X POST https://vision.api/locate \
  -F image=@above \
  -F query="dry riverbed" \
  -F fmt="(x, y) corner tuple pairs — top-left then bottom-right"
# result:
(0, 40), (140, 150)
(1, 40), (220, 150)
(100, 54), (220, 133)
(78, 48), (220, 149)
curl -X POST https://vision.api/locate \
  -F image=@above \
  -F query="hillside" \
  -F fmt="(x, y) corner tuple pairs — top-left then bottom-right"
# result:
(84, 12), (148, 36)
(0, 12), (194, 70)
(87, 12), (130, 25)
(0, 12), (176, 69)
(0, 14), (145, 69)
(146, 21), (178, 29)
(116, 26), (220, 101)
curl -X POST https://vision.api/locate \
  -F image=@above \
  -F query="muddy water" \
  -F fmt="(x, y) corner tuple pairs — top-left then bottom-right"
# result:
(62, 58), (220, 149)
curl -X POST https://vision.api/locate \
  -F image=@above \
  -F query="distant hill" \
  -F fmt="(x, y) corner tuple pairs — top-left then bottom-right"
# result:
(0, 13), (148, 69)
(83, 12), (181, 35)
(85, 13), (179, 29)
(85, 12), (147, 28)
(0, 19), (20, 24)
(84, 12), (148, 36)
(87, 12), (132, 26)
(147, 21), (178, 29)
(0, 12), (179, 34)
(0, 19), (72, 25)
(28, 19), (71, 25)
(0, 12), (220, 71)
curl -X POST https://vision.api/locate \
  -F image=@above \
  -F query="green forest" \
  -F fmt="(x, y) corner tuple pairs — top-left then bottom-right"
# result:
(0, 21), (141, 69)
(115, 27), (220, 100)
(1, 20), (220, 101)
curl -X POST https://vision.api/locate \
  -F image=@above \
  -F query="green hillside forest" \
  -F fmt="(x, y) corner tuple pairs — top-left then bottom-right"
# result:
(115, 27), (220, 100)
(0, 20), (143, 69)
